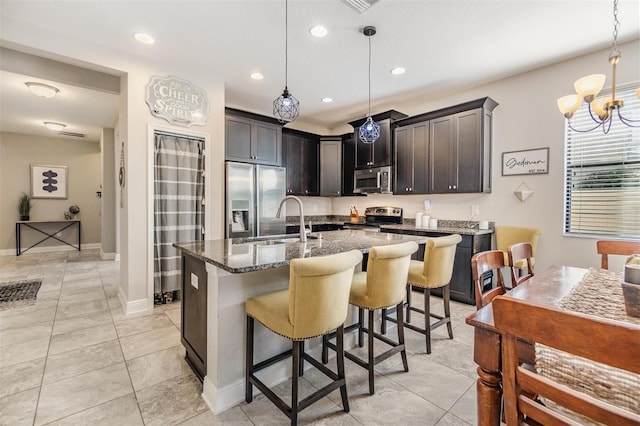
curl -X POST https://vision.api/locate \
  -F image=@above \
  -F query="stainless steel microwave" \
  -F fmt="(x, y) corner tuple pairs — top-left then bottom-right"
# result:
(354, 166), (392, 194)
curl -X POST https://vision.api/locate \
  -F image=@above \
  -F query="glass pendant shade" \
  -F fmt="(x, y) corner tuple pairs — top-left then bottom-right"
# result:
(358, 116), (380, 144)
(556, 94), (582, 118)
(574, 74), (606, 101)
(273, 87), (299, 123)
(591, 97), (611, 119)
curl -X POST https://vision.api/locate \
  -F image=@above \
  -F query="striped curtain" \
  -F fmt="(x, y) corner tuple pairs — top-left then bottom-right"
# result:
(154, 132), (204, 295)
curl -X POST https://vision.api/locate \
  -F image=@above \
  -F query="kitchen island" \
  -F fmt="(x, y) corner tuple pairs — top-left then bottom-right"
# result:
(174, 229), (429, 414)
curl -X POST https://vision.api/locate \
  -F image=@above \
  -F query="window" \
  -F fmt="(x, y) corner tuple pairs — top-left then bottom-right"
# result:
(564, 84), (640, 238)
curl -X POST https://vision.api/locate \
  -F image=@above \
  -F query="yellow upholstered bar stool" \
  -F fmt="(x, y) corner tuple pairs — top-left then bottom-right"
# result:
(384, 234), (462, 354)
(324, 241), (418, 395)
(245, 250), (363, 426)
(495, 226), (541, 284)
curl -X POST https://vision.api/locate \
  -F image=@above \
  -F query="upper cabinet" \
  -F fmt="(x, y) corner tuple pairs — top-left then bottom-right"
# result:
(341, 134), (358, 196)
(394, 121), (429, 194)
(225, 109), (282, 166)
(349, 110), (408, 169)
(320, 138), (342, 197)
(283, 129), (319, 196)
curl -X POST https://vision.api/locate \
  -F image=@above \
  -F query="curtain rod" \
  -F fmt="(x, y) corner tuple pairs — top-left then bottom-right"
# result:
(153, 130), (205, 142)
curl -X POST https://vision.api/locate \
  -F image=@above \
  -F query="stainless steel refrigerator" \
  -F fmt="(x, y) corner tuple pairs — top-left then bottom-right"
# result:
(225, 162), (286, 238)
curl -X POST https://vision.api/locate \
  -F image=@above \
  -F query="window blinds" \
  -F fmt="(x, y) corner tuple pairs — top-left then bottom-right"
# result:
(564, 84), (640, 238)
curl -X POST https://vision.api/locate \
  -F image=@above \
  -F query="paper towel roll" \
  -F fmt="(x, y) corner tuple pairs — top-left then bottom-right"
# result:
(429, 218), (438, 229)
(421, 215), (430, 228)
(415, 212), (423, 228)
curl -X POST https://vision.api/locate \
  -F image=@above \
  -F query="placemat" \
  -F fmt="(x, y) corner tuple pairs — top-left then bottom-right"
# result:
(535, 268), (640, 424)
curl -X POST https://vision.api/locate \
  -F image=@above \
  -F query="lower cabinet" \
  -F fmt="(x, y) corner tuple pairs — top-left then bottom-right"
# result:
(181, 254), (207, 381)
(380, 228), (491, 305)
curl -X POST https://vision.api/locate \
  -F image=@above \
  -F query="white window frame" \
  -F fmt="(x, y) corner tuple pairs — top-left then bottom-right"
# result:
(563, 82), (640, 239)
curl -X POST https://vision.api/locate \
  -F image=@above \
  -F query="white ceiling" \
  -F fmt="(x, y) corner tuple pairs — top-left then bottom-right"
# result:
(1, 0), (639, 142)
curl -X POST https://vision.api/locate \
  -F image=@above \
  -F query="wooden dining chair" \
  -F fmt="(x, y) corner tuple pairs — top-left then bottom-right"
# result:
(493, 296), (640, 425)
(596, 240), (640, 269)
(471, 250), (507, 310)
(507, 242), (534, 286)
(495, 226), (541, 267)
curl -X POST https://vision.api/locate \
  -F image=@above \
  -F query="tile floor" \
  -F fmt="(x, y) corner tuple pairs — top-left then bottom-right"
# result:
(0, 250), (479, 425)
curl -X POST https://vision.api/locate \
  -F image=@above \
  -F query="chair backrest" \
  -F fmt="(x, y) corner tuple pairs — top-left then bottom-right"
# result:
(288, 249), (363, 339)
(493, 296), (640, 426)
(495, 226), (542, 267)
(596, 240), (640, 270)
(422, 234), (462, 286)
(365, 241), (419, 309)
(471, 250), (506, 310)
(508, 242), (534, 286)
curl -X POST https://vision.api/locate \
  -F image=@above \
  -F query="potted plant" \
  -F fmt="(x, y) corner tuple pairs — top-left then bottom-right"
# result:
(18, 192), (33, 221)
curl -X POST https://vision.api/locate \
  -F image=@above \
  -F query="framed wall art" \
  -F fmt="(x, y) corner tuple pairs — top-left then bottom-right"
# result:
(31, 164), (68, 199)
(502, 148), (549, 176)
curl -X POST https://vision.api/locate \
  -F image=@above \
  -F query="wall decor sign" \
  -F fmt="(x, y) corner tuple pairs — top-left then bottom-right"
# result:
(31, 164), (68, 199)
(502, 148), (549, 176)
(146, 75), (209, 127)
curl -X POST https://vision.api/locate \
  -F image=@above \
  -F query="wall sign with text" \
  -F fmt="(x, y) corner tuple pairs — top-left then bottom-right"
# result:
(502, 148), (549, 176)
(146, 75), (209, 127)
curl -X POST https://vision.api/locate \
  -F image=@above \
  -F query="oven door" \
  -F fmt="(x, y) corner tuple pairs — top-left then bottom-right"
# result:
(353, 169), (381, 194)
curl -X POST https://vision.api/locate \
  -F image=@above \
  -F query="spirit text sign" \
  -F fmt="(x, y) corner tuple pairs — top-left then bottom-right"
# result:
(146, 75), (209, 127)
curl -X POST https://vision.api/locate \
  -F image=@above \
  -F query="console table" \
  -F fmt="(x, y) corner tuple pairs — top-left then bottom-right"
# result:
(16, 220), (81, 256)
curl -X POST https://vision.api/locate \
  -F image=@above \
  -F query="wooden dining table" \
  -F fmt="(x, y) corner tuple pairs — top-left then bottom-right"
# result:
(465, 264), (636, 426)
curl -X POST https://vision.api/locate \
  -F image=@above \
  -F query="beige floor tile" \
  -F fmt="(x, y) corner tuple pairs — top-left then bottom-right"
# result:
(180, 407), (251, 425)
(114, 311), (175, 338)
(0, 357), (45, 398)
(55, 298), (109, 320)
(35, 362), (133, 425)
(46, 393), (143, 426)
(48, 322), (117, 355)
(44, 339), (123, 384)
(0, 336), (50, 368)
(165, 307), (182, 328)
(0, 387), (39, 426)
(52, 309), (112, 335)
(447, 382), (478, 426)
(136, 374), (207, 426)
(0, 321), (52, 346)
(119, 325), (181, 360)
(126, 345), (190, 391)
(435, 412), (473, 426)
(0, 304), (56, 331)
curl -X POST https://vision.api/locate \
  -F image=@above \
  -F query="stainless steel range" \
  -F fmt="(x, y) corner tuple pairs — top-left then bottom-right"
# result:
(343, 206), (403, 231)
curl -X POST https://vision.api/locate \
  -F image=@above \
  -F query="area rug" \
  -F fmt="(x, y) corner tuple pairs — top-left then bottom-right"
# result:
(0, 279), (42, 310)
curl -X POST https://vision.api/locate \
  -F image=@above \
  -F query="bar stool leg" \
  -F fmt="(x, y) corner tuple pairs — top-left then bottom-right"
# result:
(444, 285), (453, 339)
(336, 325), (350, 413)
(321, 335), (329, 364)
(299, 341), (305, 377)
(396, 302), (409, 372)
(381, 308), (387, 334)
(291, 340), (300, 426)
(368, 309), (375, 395)
(358, 308), (365, 348)
(406, 284), (412, 322)
(245, 316), (254, 403)
(424, 289), (432, 354)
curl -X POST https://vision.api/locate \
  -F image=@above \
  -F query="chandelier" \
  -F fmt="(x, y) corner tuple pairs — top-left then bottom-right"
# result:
(359, 26), (380, 144)
(556, 0), (640, 134)
(273, 0), (299, 123)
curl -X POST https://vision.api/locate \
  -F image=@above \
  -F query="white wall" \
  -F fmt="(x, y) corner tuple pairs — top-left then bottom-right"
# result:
(100, 128), (116, 259)
(302, 40), (640, 273)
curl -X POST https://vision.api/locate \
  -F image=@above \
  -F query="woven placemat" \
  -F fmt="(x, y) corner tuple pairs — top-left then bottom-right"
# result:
(535, 269), (640, 424)
(0, 279), (42, 310)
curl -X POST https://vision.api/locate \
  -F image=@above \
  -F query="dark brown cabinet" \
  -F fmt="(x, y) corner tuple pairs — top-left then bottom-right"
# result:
(181, 254), (207, 381)
(394, 121), (429, 194)
(341, 134), (358, 196)
(349, 110), (408, 169)
(320, 137), (342, 196)
(283, 129), (319, 196)
(225, 109), (282, 166)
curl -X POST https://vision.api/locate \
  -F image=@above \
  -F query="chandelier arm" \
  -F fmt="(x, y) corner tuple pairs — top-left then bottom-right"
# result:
(567, 119), (610, 134)
(617, 108), (640, 126)
(586, 102), (606, 125)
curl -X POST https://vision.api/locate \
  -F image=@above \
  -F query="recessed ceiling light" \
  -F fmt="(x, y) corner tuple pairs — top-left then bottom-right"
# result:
(321, 97), (333, 103)
(134, 32), (155, 44)
(25, 82), (59, 98)
(250, 72), (264, 80)
(310, 25), (328, 38)
(43, 122), (66, 131)
(390, 67), (406, 75)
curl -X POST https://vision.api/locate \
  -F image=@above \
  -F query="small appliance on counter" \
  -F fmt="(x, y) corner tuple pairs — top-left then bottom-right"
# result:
(343, 206), (403, 231)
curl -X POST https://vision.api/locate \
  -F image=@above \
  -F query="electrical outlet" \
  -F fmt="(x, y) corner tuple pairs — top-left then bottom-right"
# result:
(471, 205), (480, 216)
(56, 232), (62, 237)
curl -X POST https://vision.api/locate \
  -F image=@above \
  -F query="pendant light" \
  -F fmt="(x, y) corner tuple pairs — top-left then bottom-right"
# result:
(273, 0), (299, 123)
(557, 0), (640, 134)
(359, 26), (380, 144)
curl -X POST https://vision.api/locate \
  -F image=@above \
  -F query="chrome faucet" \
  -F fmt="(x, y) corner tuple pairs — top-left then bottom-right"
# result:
(276, 195), (307, 242)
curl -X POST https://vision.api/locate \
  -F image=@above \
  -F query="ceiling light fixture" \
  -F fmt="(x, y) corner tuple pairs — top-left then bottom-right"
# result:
(273, 0), (299, 123)
(557, 0), (639, 134)
(43, 121), (66, 131)
(390, 67), (405, 75)
(359, 26), (380, 144)
(322, 97), (333, 103)
(250, 72), (264, 80)
(310, 25), (328, 38)
(25, 82), (59, 98)
(134, 32), (155, 44)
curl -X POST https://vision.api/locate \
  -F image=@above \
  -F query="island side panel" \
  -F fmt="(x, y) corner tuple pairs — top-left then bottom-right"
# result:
(181, 254), (208, 381)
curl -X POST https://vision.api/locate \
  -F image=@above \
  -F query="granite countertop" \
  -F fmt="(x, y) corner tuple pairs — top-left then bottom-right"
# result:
(174, 229), (428, 273)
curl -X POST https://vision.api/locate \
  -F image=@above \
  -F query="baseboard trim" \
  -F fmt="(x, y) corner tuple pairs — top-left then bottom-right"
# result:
(1, 243), (101, 257)
(100, 249), (118, 260)
(117, 286), (152, 315)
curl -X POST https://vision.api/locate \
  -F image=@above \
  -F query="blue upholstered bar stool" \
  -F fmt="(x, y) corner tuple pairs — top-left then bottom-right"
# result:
(245, 249), (362, 426)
